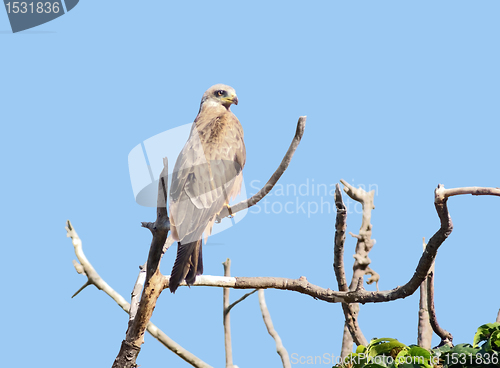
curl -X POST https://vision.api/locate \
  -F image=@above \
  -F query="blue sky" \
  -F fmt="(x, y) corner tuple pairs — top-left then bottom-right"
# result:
(1, 1), (499, 367)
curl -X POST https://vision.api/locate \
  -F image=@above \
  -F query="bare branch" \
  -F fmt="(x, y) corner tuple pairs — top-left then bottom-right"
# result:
(340, 179), (376, 263)
(223, 259), (235, 368)
(333, 184), (348, 293)
(164, 184), (486, 306)
(333, 186), (354, 356)
(339, 180), (375, 355)
(258, 290), (291, 368)
(496, 309), (500, 323)
(333, 184), (367, 349)
(144, 158), (170, 282)
(439, 186), (500, 198)
(340, 327), (353, 359)
(341, 303), (367, 347)
(417, 238), (433, 350)
(146, 325), (213, 368)
(225, 289), (258, 316)
(66, 220), (130, 311)
(355, 277), (364, 292)
(427, 271), (453, 347)
(164, 274), (345, 302)
(127, 264), (146, 333)
(161, 270), (426, 305)
(164, 270), (428, 303)
(66, 220), (212, 368)
(217, 116), (306, 221)
(113, 158), (171, 368)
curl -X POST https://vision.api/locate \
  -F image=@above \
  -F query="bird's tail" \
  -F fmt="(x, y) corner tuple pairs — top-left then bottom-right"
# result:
(169, 239), (203, 293)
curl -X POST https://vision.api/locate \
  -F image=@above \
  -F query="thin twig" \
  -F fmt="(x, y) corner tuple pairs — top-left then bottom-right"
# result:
(223, 259), (235, 368)
(66, 220), (212, 368)
(427, 270), (453, 347)
(365, 267), (379, 291)
(225, 289), (258, 317)
(496, 309), (500, 323)
(72, 280), (91, 298)
(217, 116), (306, 221)
(258, 290), (291, 368)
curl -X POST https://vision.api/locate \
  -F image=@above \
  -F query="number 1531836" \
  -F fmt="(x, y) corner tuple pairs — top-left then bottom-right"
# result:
(5, 2), (60, 14)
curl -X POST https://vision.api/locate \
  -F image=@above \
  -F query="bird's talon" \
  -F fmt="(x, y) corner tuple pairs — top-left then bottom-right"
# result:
(225, 204), (234, 218)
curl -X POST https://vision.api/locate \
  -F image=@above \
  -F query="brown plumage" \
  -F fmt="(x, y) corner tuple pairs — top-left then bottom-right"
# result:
(168, 84), (246, 293)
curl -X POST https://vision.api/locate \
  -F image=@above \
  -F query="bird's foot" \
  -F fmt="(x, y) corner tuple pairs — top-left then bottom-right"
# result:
(225, 203), (234, 218)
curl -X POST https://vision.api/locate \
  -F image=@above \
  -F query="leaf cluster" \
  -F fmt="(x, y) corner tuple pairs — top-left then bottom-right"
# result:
(338, 323), (500, 368)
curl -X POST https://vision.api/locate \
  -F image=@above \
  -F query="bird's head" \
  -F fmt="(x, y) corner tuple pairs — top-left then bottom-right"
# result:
(200, 84), (238, 111)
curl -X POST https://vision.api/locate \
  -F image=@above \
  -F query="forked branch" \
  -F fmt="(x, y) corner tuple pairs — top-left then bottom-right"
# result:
(165, 186), (498, 308)
(113, 159), (171, 368)
(110, 116), (307, 367)
(337, 180), (376, 355)
(66, 220), (212, 368)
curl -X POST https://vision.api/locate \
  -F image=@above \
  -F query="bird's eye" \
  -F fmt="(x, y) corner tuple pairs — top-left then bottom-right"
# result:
(215, 90), (225, 97)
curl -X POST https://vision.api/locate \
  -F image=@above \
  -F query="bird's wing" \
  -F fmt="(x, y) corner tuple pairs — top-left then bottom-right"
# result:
(169, 113), (245, 244)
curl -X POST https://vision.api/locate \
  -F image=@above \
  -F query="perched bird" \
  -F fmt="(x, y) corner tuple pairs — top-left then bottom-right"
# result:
(167, 84), (246, 293)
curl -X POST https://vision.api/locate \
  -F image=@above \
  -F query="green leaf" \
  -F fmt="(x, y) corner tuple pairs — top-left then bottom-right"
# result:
(367, 338), (400, 348)
(432, 344), (452, 355)
(357, 345), (367, 354)
(343, 352), (369, 368)
(490, 330), (500, 350)
(338, 326), (500, 368)
(473, 323), (500, 348)
(343, 352), (358, 362)
(482, 337), (493, 353)
(407, 346), (431, 360)
(371, 342), (408, 357)
(394, 346), (432, 368)
(364, 364), (388, 368)
(395, 349), (410, 367)
(398, 363), (430, 368)
(451, 343), (480, 355)
(366, 339), (408, 357)
(365, 356), (395, 368)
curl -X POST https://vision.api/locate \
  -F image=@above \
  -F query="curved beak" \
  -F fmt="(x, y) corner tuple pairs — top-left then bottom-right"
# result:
(224, 93), (238, 106)
(221, 93), (238, 109)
